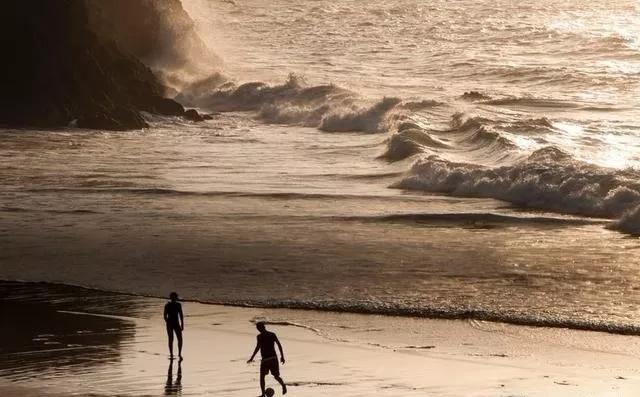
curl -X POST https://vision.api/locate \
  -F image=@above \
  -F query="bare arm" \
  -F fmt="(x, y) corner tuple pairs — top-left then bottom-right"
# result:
(247, 337), (260, 363)
(275, 336), (285, 364)
(163, 304), (168, 322)
(179, 304), (184, 330)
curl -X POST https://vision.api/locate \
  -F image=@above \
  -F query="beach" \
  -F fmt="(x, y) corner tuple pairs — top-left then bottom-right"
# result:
(3, 0), (640, 395)
(1, 281), (639, 397)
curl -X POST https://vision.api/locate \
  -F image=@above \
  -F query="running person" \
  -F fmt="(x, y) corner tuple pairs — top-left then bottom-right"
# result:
(247, 322), (287, 396)
(164, 292), (184, 360)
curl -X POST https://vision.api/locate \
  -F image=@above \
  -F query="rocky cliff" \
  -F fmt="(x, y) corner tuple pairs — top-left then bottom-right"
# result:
(0, 0), (207, 130)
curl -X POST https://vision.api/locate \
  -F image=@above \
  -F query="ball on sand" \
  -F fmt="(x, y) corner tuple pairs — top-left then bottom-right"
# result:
(265, 387), (275, 397)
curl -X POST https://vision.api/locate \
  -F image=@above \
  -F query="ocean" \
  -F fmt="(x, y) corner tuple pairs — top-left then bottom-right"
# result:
(2, 0), (640, 336)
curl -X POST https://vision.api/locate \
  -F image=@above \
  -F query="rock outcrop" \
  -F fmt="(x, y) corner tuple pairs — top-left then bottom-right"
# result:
(0, 0), (206, 130)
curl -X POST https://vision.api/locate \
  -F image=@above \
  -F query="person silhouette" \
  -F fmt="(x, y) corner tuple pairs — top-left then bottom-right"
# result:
(164, 358), (182, 395)
(164, 292), (184, 360)
(247, 322), (287, 396)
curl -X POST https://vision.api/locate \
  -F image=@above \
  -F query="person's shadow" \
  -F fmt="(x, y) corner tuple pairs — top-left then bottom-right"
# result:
(165, 359), (182, 395)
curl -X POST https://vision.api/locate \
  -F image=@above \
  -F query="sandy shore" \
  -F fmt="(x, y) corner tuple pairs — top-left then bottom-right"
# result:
(1, 281), (639, 396)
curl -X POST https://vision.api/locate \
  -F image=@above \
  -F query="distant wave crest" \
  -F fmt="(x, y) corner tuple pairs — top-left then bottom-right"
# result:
(380, 122), (449, 161)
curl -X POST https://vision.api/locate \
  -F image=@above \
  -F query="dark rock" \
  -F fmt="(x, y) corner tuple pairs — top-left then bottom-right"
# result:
(184, 109), (204, 122)
(0, 0), (204, 131)
(150, 97), (185, 116)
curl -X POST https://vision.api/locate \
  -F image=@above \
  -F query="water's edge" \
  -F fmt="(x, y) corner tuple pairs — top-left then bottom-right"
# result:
(5, 278), (639, 337)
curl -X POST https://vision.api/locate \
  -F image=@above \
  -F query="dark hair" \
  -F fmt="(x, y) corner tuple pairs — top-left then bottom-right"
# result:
(256, 321), (266, 331)
(169, 292), (178, 300)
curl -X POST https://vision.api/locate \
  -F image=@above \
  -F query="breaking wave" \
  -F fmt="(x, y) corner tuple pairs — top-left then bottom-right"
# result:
(396, 147), (640, 234)
(146, 56), (640, 232)
(173, 71), (640, 236)
(178, 74), (407, 133)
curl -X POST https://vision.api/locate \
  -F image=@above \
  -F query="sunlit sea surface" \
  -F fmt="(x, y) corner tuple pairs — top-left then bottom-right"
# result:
(2, 0), (640, 334)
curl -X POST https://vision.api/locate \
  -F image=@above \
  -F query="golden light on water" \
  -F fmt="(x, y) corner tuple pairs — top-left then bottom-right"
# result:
(594, 133), (637, 169)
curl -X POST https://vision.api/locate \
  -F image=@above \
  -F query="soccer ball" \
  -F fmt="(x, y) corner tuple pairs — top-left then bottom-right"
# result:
(265, 387), (275, 397)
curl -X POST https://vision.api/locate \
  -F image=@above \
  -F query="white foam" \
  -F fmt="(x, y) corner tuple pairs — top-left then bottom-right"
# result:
(397, 149), (640, 234)
(180, 74), (406, 133)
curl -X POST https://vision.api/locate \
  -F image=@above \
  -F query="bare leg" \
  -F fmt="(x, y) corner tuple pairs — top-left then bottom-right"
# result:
(167, 326), (174, 358)
(274, 376), (287, 395)
(176, 329), (183, 359)
(260, 373), (266, 397)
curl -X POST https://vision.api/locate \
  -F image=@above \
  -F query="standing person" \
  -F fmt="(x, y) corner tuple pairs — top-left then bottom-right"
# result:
(247, 322), (287, 396)
(164, 292), (184, 360)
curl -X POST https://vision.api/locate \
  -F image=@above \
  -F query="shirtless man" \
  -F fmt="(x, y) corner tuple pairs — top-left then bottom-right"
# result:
(247, 322), (287, 396)
(164, 292), (184, 360)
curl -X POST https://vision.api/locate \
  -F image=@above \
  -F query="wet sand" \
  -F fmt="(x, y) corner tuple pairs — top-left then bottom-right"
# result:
(1, 281), (639, 396)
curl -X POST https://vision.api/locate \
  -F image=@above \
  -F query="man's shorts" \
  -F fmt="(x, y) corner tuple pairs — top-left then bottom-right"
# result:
(260, 357), (280, 376)
(166, 321), (182, 335)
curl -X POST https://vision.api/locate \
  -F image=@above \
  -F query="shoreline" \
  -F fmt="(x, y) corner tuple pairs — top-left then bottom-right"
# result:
(1, 280), (639, 396)
(4, 279), (640, 338)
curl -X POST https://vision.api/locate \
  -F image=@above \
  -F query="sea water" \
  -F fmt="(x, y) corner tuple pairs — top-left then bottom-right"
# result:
(2, 0), (640, 335)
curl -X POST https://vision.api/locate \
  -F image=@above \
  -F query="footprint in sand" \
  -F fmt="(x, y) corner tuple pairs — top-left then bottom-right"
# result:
(288, 381), (344, 387)
(404, 345), (435, 349)
(554, 380), (574, 386)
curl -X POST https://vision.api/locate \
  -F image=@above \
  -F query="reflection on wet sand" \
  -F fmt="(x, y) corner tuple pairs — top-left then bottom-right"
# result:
(0, 281), (250, 397)
(0, 282), (137, 379)
(165, 360), (182, 395)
